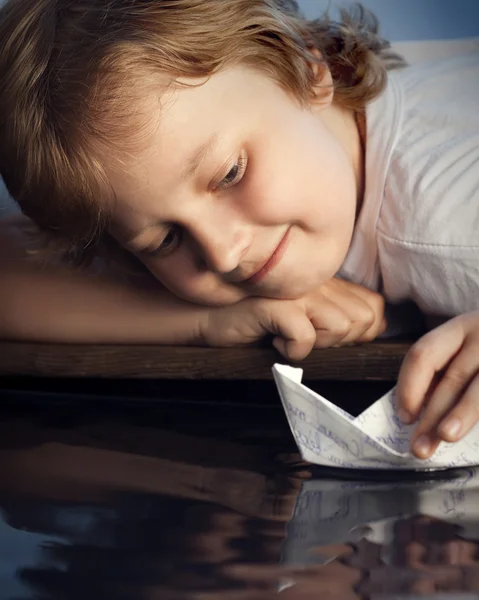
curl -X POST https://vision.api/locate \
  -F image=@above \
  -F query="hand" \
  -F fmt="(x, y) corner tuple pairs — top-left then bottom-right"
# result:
(309, 278), (386, 347)
(396, 311), (479, 459)
(203, 278), (386, 361)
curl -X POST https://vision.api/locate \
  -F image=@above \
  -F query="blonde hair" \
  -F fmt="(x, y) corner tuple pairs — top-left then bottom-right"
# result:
(0, 0), (404, 264)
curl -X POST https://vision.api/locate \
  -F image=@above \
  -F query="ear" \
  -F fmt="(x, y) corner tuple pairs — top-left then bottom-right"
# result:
(309, 47), (334, 108)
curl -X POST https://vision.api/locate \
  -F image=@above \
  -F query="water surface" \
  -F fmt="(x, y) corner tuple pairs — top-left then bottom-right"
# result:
(0, 384), (478, 599)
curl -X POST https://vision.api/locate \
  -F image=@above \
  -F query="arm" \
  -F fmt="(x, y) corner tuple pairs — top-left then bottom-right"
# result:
(0, 216), (385, 355)
(0, 215), (209, 344)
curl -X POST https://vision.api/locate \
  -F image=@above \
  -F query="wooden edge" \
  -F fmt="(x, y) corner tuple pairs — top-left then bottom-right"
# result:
(0, 341), (412, 380)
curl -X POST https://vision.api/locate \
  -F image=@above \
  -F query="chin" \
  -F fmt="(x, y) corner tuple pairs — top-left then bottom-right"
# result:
(181, 290), (248, 308)
(259, 281), (318, 301)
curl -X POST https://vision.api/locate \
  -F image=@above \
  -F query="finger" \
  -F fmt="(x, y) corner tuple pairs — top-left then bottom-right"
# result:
(340, 312), (380, 345)
(335, 310), (374, 345)
(348, 287), (386, 343)
(268, 304), (317, 361)
(325, 284), (385, 345)
(316, 288), (376, 345)
(409, 342), (478, 458)
(355, 312), (387, 343)
(308, 300), (353, 348)
(326, 280), (385, 323)
(396, 319), (465, 424)
(364, 315), (388, 340)
(436, 370), (479, 443)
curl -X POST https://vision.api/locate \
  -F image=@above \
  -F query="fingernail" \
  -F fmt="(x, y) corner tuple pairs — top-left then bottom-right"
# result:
(440, 417), (462, 440)
(413, 435), (431, 458)
(397, 408), (411, 424)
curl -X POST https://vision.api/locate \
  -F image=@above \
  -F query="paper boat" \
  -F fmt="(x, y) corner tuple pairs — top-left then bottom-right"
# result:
(272, 364), (479, 470)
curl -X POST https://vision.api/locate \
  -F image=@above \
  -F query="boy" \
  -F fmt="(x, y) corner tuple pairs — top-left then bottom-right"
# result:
(1, 0), (478, 460)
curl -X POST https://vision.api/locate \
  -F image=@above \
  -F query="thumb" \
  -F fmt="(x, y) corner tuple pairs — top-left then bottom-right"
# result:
(272, 333), (314, 361)
(272, 336), (289, 358)
(256, 299), (316, 361)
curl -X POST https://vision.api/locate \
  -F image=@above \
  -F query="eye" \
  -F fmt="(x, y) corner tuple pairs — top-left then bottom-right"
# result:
(216, 152), (247, 190)
(144, 226), (182, 258)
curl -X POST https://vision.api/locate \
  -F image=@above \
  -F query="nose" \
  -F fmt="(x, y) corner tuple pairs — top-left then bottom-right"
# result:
(187, 211), (251, 274)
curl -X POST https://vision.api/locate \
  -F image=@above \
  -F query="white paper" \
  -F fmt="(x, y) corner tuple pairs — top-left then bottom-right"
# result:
(272, 364), (479, 470)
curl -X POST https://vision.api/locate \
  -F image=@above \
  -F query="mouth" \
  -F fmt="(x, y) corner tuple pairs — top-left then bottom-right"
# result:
(245, 228), (291, 285)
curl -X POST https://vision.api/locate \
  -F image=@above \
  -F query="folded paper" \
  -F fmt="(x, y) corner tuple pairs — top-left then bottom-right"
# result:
(272, 364), (479, 470)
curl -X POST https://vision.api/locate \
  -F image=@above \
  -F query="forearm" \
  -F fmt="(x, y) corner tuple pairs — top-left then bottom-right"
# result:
(0, 217), (209, 344)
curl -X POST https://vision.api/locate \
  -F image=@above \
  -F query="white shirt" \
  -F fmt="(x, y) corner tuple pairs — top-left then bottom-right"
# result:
(340, 51), (479, 318)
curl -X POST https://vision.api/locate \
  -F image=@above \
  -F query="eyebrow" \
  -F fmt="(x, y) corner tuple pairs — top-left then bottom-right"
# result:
(182, 133), (219, 180)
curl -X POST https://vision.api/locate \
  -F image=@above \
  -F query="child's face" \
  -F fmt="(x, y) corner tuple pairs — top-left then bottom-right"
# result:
(110, 65), (361, 306)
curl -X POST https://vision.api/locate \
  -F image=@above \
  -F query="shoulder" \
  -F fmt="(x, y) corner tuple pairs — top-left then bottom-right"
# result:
(374, 53), (479, 315)
(379, 51), (479, 248)
(340, 52), (479, 307)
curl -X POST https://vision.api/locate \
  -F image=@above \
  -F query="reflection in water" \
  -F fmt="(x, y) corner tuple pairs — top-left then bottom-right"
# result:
(282, 469), (479, 598)
(1, 408), (479, 598)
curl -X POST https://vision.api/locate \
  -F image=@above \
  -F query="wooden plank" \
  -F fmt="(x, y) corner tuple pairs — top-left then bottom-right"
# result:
(0, 341), (411, 380)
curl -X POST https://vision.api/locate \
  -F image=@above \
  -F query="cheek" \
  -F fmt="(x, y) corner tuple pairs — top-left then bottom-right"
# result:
(143, 254), (245, 307)
(243, 157), (313, 224)
(145, 255), (206, 300)
(247, 124), (353, 225)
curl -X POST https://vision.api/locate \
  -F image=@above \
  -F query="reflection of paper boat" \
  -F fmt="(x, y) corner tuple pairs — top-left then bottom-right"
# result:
(282, 468), (479, 566)
(272, 364), (479, 470)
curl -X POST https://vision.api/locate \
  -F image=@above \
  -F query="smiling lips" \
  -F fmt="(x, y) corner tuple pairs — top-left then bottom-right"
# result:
(245, 228), (291, 285)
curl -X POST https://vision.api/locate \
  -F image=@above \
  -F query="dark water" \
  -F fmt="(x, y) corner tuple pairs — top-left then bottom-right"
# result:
(1, 382), (479, 599)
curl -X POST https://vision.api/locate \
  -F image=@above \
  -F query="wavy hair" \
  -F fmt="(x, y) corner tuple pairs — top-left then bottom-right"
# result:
(0, 0), (404, 264)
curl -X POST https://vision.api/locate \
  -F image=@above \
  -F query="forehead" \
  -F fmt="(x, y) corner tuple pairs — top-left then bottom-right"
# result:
(110, 66), (285, 192)
(157, 65), (281, 136)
